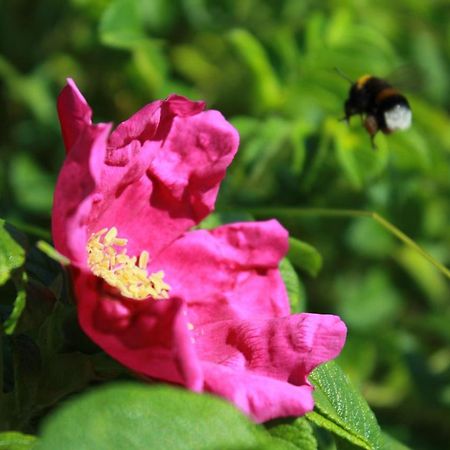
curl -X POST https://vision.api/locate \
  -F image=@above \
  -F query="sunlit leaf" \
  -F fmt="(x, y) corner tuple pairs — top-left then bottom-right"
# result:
(395, 246), (448, 306)
(0, 431), (36, 450)
(35, 383), (274, 450)
(99, 0), (146, 48)
(266, 417), (317, 450)
(131, 40), (169, 94)
(308, 361), (383, 450)
(0, 220), (26, 286)
(228, 29), (282, 113)
(287, 238), (323, 277)
(380, 432), (411, 450)
(3, 272), (28, 335)
(279, 258), (304, 313)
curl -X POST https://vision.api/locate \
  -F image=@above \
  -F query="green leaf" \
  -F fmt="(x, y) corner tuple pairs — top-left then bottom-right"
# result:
(266, 417), (317, 450)
(287, 238), (323, 277)
(307, 412), (368, 450)
(131, 40), (169, 94)
(240, 117), (289, 191)
(99, 0), (146, 48)
(35, 383), (272, 450)
(9, 154), (55, 215)
(308, 361), (383, 450)
(0, 393), (16, 430)
(228, 29), (282, 113)
(0, 220), (26, 286)
(0, 221), (28, 334)
(25, 246), (69, 302)
(328, 118), (389, 189)
(395, 245), (448, 306)
(3, 272), (28, 335)
(0, 431), (36, 450)
(346, 218), (395, 259)
(288, 121), (312, 175)
(138, 0), (177, 34)
(10, 334), (42, 425)
(171, 45), (221, 88)
(37, 302), (76, 358)
(0, 57), (54, 125)
(88, 353), (129, 381)
(231, 116), (261, 140)
(412, 31), (447, 104)
(35, 353), (95, 411)
(380, 432), (411, 450)
(279, 258), (304, 313)
(334, 269), (402, 332)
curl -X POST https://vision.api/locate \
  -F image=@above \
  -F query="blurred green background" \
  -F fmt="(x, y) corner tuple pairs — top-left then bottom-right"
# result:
(1, 0), (449, 448)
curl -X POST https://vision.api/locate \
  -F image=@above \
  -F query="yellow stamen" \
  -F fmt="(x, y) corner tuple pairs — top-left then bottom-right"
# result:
(104, 227), (118, 245)
(86, 227), (171, 301)
(139, 250), (149, 269)
(95, 228), (108, 237)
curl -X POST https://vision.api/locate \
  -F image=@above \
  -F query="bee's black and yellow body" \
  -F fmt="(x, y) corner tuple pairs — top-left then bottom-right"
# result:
(343, 74), (412, 146)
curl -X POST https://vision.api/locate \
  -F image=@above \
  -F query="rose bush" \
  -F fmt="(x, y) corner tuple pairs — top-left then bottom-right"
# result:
(52, 79), (347, 422)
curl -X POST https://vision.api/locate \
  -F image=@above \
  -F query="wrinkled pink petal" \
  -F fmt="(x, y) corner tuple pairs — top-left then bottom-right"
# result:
(74, 269), (203, 390)
(197, 314), (347, 421)
(52, 80), (239, 263)
(108, 94), (205, 149)
(202, 363), (314, 423)
(93, 105), (239, 257)
(152, 220), (290, 326)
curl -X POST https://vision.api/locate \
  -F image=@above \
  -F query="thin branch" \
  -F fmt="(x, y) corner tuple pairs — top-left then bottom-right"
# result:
(245, 207), (450, 279)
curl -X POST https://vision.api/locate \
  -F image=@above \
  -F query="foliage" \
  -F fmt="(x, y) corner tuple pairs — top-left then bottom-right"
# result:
(1, 0), (449, 449)
(34, 383), (271, 450)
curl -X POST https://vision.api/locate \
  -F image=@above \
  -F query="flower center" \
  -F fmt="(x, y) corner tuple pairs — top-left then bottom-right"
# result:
(86, 227), (170, 301)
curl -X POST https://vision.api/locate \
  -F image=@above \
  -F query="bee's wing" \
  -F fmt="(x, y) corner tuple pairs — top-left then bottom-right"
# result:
(387, 64), (424, 93)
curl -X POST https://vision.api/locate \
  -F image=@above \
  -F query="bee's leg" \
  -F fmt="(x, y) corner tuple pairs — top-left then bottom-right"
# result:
(370, 134), (378, 150)
(364, 115), (379, 150)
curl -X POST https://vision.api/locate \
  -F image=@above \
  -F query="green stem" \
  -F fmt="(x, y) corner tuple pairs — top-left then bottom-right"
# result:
(7, 219), (51, 240)
(246, 207), (450, 279)
(36, 240), (70, 266)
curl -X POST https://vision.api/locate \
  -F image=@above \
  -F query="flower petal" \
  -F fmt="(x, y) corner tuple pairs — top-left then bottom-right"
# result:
(74, 269), (203, 390)
(202, 363), (314, 423)
(57, 78), (93, 152)
(107, 94), (205, 149)
(52, 119), (111, 264)
(152, 220), (290, 326)
(197, 313), (347, 421)
(93, 97), (240, 257)
(54, 81), (239, 261)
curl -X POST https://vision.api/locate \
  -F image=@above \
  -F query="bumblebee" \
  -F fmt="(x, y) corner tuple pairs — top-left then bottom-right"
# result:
(337, 69), (412, 147)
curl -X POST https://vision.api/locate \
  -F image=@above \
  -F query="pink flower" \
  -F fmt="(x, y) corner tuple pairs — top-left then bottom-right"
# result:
(52, 79), (347, 422)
